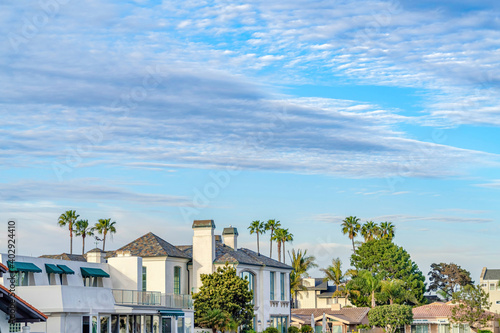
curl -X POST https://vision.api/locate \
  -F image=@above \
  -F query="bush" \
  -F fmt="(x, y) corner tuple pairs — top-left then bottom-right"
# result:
(288, 327), (299, 333)
(478, 330), (491, 333)
(264, 328), (279, 333)
(357, 325), (370, 330)
(300, 325), (313, 333)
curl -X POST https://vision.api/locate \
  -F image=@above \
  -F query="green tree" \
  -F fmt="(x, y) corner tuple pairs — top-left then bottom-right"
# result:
(289, 249), (317, 308)
(368, 304), (413, 333)
(94, 218), (117, 251)
(351, 238), (426, 305)
(193, 264), (254, 330)
(58, 210), (80, 254)
(74, 219), (94, 255)
(361, 221), (380, 242)
(272, 228), (288, 263)
(379, 222), (395, 241)
(197, 309), (231, 333)
(380, 279), (417, 305)
(300, 325), (312, 333)
(321, 257), (346, 304)
(450, 284), (494, 332)
(341, 216), (361, 252)
(265, 219), (281, 259)
(427, 263), (474, 301)
(248, 220), (266, 255)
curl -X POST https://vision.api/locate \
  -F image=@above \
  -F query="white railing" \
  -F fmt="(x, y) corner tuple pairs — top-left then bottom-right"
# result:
(162, 293), (193, 309)
(112, 290), (193, 309)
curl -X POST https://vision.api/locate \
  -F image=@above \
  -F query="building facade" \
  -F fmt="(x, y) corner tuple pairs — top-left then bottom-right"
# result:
(480, 267), (500, 314)
(295, 278), (352, 309)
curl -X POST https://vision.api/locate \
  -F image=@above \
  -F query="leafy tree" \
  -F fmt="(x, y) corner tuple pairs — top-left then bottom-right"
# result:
(341, 216), (361, 252)
(265, 328), (279, 333)
(380, 279), (417, 305)
(351, 238), (426, 305)
(74, 219), (94, 255)
(197, 309), (231, 333)
(450, 284), (494, 332)
(361, 221), (380, 242)
(379, 222), (395, 241)
(248, 220), (265, 255)
(94, 218), (117, 251)
(265, 219), (281, 259)
(58, 210), (80, 254)
(321, 257), (346, 304)
(290, 249), (317, 308)
(288, 326), (299, 333)
(300, 325), (312, 333)
(427, 263), (474, 301)
(193, 264), (254, 330)
(368, 304), (413, 333)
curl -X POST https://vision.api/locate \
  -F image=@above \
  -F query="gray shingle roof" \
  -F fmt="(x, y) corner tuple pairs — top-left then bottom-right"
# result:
(483, 269), (500, 280)
(39, 253), (87, 262)
(113, 232), (190, 259)
(176, 243), (292, 270)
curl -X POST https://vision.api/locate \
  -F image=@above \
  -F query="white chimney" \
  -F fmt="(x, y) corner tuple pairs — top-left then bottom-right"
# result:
(222, 226), (238, 250)
(192, 220), (216, 292)
(87, 249), (105, 263)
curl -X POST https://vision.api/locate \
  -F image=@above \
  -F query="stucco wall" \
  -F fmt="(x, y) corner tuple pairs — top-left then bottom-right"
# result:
(108, 255), (142, 290)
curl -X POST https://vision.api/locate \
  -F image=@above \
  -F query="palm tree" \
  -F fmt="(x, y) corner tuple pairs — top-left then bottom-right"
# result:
(380, 279), (417, 305)
(197, 309), (230, 333)
(341, 216), (361, 253)
(265, 219), (281, 259)
(321, 258), (346, 304)
(379, 221), (395, 241)
(272, 228), (287, 263)
(248, 220), (265, 255)
(361, 221), (380, 242)
(74, 219), (94, 255)
(289, 249), (317, 308)
(94, 218), (117, 251)
(358, 270), (381, 308)
(282, 229), (294, 264)
(58, 210), (80, 254)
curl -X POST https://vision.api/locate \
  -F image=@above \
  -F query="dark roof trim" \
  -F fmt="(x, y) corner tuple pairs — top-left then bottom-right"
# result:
(222, 227), (238, 235)
(192, 220), (215, 228)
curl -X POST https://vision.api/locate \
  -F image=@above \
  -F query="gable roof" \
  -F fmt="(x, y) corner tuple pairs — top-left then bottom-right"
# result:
(483, 269), (500, 281)
(292, 307), (370, 325)
(177, 243), (292, 270)
(113, 232), (190, 259)
(412, 302), (497, 320)
(0, 284), (47, 322)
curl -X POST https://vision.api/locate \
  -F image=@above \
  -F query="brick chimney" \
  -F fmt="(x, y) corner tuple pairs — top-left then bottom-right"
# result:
(222, 226), (238, 250)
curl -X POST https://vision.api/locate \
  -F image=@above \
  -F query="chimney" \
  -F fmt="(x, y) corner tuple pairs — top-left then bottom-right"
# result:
(331, 303), (342, 311)
(222, 226), (238, 250)
(214, 235), (222, 243)
(192, 220), (216, 292)
(87, 249), (105, 263)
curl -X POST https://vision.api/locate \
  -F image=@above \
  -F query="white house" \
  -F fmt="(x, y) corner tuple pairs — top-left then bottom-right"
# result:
(180, 220), (293, 333)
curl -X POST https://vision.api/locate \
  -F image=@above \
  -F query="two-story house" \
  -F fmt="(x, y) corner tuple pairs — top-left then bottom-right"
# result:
(294, 278), (352, 309)
(480, 267), (500, 313)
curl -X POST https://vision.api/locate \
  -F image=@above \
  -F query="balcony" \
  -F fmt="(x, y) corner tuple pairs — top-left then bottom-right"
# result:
(112, 290), (193, 309)
(162, 293), (193, 309)
(112, 289), (162, 306)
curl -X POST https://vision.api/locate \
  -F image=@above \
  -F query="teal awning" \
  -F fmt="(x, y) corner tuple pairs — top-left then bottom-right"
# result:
(159, 310), (184, 317)
(45, 264), (63, 274)
(80, 267), (110, 278)
(57, 264), (75, 275)
(8, 262), (42, 273)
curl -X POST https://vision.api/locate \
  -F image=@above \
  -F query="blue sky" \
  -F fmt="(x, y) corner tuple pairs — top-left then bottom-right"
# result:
(1, 0), (499, 282)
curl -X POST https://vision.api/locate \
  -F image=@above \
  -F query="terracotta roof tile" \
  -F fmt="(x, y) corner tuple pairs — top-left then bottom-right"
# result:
(292, 307), (370, 324)
(412, 302), (497, 319)
(0, 262), (8, 273)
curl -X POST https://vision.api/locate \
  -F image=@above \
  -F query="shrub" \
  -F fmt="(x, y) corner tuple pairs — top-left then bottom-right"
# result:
(264, 328), (279, 333)
(478, 330), (491, 333)
(288, 326), (299, 333)
(300, 325), (313, 333)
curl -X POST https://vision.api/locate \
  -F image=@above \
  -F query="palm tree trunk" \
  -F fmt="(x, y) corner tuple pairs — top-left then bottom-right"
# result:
(82, 235), (85, 255)
(283, 241), (286, 264)
(70, 225), (73, 254)
(102, 235), (106, 251)
(351, 237), (355, 253)
(371, 290), (376, 308)
(270, 229), (273, 258)
(257, 231), (260, 255)
(389, 298), (393, 305)
(277, 242), (282, 262)
(336, 283), (339, 304)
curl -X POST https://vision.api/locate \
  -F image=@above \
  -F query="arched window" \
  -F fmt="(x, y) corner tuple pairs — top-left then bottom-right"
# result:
(174, 266), (181, 295)
(240, 271), (256, 304)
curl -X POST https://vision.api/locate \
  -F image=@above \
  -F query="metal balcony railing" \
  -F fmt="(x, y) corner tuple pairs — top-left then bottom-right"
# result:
(112, 289), (162, 306)
(112, 290), (193, 309)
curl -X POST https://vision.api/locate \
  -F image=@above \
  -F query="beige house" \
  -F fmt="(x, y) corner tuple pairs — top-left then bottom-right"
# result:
(291, 306), (369, 333)
(406, 302), (499, 333)
(295, 278), (352, 309)
(480, 268), (500, 314)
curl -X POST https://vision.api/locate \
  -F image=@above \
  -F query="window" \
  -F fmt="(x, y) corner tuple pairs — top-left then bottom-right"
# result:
(101, 316), (110, 333)
(177, 317), (185, 333)
(490, 283), (495, 290)
(271, 316), (288, 333)
(13, 271), (29, 286)
(83, 316), (90, 333)
(9, 323), (22, 333)
(280, 273), (286, 300)
(438, 325), (450, 333)
(83, 276), (102, 287)
(411, 325), (429, 333)
(111, 315), (119, 333)
(326, 298), (332, 305)
(451, 324), (471, 333)
(142, 267), (147, 291)
(174, 266), (181, 295)
(496, 301), (500, 304)
(241, 271), (256, 304)
(270, 272), (275, 300)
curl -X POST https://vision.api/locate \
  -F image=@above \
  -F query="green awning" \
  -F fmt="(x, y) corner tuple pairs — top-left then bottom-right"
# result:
(159, 310), (184, 317)
(80, 267), (110, 278)
(45, 264), (63, 274)
(8, 262), (42, 273)
(57, 264), (75, 275)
